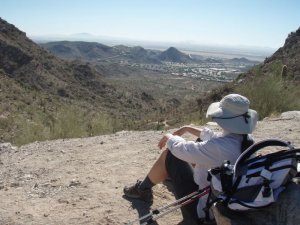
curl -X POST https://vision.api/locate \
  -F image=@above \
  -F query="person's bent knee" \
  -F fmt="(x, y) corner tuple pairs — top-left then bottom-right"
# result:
(159, 149), (169, 163)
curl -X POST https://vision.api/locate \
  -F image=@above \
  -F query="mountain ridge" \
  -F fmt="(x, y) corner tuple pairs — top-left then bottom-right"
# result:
(264, 27), (300, 76)
(41, 41), (193, 64)
(41, 41), (260, 66)
(158, 47), (193, 63)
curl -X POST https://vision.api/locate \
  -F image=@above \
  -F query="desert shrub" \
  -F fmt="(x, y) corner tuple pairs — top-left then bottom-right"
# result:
(57, 88), (68, 97)
(51, 106), (87, 139)
(236, 74), (300, 119)
(86, 113), (115, 136)
(14, 120), (49, 145)
(0, 117), (10, 130)
(0, 117), (15, 142)
(11, 104), (124, 145)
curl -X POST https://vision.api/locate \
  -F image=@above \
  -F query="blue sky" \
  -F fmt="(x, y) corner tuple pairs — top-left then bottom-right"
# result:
(1, 0), (299, 48)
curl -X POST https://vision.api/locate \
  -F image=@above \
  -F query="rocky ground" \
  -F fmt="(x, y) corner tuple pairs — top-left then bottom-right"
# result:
(0, 111), (299, 225)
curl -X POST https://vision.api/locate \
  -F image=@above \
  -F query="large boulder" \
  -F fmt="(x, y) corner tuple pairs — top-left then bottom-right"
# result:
(213, 181), (300, 225)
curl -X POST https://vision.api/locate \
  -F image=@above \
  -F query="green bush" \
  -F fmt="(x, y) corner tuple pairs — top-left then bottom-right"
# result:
(12, 105), (123, 145)
(236, 74), (300, 119)
(14, 120), (49, 145)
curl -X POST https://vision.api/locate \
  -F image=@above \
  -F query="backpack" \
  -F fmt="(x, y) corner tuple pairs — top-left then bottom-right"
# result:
(206, 139), (300, 211)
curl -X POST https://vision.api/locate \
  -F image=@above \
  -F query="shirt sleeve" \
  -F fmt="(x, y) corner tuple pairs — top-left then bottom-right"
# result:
(166, 134), (221, 166)
(200, 127), (221, 141)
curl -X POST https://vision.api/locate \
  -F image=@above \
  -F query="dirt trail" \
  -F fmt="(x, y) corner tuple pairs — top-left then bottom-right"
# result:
(0, 112), (299, 225)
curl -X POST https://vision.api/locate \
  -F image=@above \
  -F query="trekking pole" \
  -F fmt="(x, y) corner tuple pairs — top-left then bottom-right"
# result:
(141, 186), (210, 225)
(125, 190), (201, 225)
(125, 186), (210, 225)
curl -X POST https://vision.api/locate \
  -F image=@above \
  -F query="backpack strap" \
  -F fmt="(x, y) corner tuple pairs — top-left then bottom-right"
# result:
(234, 139), (294, 177)
(246, 164), (298, 179)
(247, 149), (300, 170)
(246, 149), (296, 165)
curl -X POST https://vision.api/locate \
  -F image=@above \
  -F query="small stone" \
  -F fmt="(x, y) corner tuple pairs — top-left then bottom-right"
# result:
(58, 198), (69, 204)
(69, 179), (81, 187)
(10, 182), (20, 188)
(39, 192), (46, 198)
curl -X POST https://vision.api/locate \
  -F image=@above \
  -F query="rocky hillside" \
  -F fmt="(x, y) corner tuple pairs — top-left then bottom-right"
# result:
(0, 17), (162, 106)
(239, 27), (300, 80)
(264, 27), (300, 77)
(40, 41), (115, 61)
(0, 18), (114, 100)
(0, 18), (180, 145)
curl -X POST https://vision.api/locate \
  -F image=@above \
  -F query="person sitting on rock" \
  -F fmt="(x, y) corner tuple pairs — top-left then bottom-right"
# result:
(123, 94), (258, 225)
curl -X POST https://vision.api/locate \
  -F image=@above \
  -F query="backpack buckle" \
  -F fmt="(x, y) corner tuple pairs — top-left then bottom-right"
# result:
(262, 184), (272, 198)
(260, 169), (272, 180)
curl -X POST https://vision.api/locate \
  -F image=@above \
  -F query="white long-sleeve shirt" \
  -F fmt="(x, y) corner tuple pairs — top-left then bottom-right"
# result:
(166, 127), (243, 218)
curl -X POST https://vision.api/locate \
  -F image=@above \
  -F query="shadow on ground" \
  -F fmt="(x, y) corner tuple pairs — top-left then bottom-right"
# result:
(123, 195), (158, 225)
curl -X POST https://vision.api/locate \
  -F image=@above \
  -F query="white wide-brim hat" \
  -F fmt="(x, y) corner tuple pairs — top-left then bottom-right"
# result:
(206, 94), (258, 134)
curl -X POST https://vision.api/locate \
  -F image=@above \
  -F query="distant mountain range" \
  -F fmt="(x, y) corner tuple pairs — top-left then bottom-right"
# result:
(41, 41), (260, 65)
(41, 41), (195, 64)
(31, 33), (275, 61)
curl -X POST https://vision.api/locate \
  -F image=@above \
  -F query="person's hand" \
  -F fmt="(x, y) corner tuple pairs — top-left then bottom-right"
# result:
(158, 135), (169, 150)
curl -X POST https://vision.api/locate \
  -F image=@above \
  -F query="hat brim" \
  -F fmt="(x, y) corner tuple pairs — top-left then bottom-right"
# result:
(212, 109), (258, 134)
(206, 102), (222, 117)
(206, 101), (258, 134)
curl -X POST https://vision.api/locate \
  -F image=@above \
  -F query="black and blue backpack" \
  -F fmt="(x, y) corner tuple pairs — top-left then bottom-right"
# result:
(206, 139), (300, 211)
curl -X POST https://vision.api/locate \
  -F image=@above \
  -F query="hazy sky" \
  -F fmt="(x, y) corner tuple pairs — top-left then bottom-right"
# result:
(1, 0), (299, 49)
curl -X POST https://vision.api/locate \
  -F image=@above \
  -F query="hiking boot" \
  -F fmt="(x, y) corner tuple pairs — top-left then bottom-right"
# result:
(123, 180), (153, 202)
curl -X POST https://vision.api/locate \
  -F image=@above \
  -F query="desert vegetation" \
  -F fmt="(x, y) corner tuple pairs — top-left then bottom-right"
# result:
(236, 62), (300, 119)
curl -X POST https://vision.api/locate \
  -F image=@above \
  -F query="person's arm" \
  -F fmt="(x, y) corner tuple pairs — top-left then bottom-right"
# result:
(158, 126), (202, 150)
(172, 126), (202, 137)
